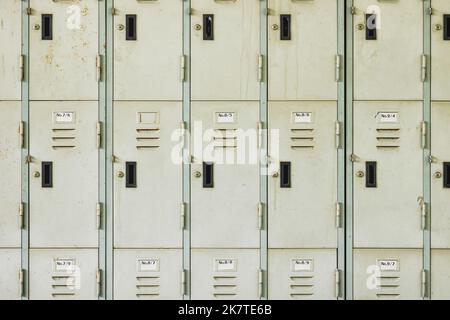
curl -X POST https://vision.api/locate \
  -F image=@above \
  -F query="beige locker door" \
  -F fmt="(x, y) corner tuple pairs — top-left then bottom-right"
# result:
(29, 101), (98, 248)
(0, 0), (21, 100)
(191, 0), (260, 101)
(353, 0), (423, 100)
(431, 103), (450, 248)
(268, 249), (337, 300)
(0, 249), (21, 300)
(431, 249), (450, 300)
(113, 0), (183, 101)
(113, 249), (183, 300)
(0, 102), (21, 247)
(191, 249), (260, 300)
(268, 0), (338, 101)
(191, 102), (260, 248)
(353, 102), (423, 248)
(354, 249), (422, 300)
(29, 249), (98, 300)
(113, 102), (182, 248)
(431, 0), (450, 100)
(268, 102), (337, 249)
(29, 0), (99, 100)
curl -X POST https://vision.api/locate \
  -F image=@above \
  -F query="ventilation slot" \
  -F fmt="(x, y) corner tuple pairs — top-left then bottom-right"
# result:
(290, 128), (315, 149)
(212, 276), (237, 299)
(213, 129), (237, 149)
(135, 276), (160, 299)
(136, 126), (160, 149)
(52, 128), (76, 149)
(376, 128), (400, 149)
(376, 275), (400, 300)
(51, 275), (76, 298)
(290, 275), (314, 299)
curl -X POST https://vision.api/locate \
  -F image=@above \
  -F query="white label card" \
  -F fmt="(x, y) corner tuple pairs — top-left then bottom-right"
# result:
(137, 258), (160, 272)
(137, 112), (159, 124)
(291, 259), (314, 272)
(293, 112), (313, 123)
(377, 259), (400, 271)
(378, 112), (398, 123)
(216, 259), (237, 272)
(54, 112), (75, 124)
(54, 258), (76, 272)
(216, 112), (236, 124)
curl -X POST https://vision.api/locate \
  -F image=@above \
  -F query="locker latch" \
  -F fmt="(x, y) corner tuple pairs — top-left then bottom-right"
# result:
(280, 162), (291, 188)
(203, 14), (214, 40)
(202, 162), (214, 188)
(444, 15), (450, 40)
(365, 161), (377, 188)
(365, 14), (377, 40)
(41, 162), (53, 188)
(125, 15), (137, 41)
(41, 14), (53, 40)
(417, 197), (428, 230)
(280, 14), (291, 41)
(443, 163), (450, 188)
(125, 162), (137, 188)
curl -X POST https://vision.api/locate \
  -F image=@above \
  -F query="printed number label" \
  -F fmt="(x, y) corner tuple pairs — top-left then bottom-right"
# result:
(54, 112), (75, 123)
(293, 112), (312, 123)
(216, 259), (237, 272)
(377, 259), (400, 271)
(378, 112), (398, 123)
(216, 112), (236, 124)
(291, 259), (313, 272)
(54, 258), (76, 272)
(137, 259), (160, 272)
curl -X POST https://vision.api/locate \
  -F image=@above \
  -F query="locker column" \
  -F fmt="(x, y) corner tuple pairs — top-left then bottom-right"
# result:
(0, 0), (23, 300)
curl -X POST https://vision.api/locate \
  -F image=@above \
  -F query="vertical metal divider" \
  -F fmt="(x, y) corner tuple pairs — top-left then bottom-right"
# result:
(423, 0), (431, 300)
(105, 0), (114, 300)
(345, 0), (354, 300)
(337, 0), (346, 300)
(98, 0), (107, 300)
(182, 0), (191, 300)
(21, 0), (30, 300)
(260, 0), (268, 300)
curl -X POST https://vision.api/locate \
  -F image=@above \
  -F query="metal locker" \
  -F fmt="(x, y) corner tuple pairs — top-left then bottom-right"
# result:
(113, 0), (183, 101)
(354, 249), (423, 300)
(268, 249), (337, 300)
(29, 101), (99, 248)
(29, 0), (99, 100)
(0, 102), (22, 248)
(268, 102), (338, 249)
(191, 0), (260, 100)
(191, 249), (260, 300)
(268, 0), (338, 100)
(0, 0), (22, 100)
(29, 249), (99, 300)
(353, 0), (423, 100)
(113, 102), (182, 248)
(353, 102), (423, 248)
(431, 0), (450, 100)
(0, 249), (21, 300)
(114, 249), (183, 300)
(431, 103), (450, 248)
(431, 250), (450, 299)
(191, 102), (260, 248)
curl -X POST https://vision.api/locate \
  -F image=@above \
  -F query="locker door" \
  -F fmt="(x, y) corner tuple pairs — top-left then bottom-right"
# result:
(113, 102), (182, 248)
(113, 0), (183, 101)
(0, 102), (21, 248)
(29, 102), (98, 248)
(268, 0), (338, 100)
(30, 249), (98, 300)
(268, 249), (337, 300)
(0, 0), (21, 100)
(431, 0), (450, 100)
(354, 249), (422, 300)
(431, 250), (450, 300)
(0, 249), (21, 300)
(114, 249), (183, 300)
(191, 102), (260, 248)
(191, 0), (260, 100)
(268, 102), (338, 248)
(431, 103), (450, 248)
(191, 249), (260, 300)
(353, 102), (423, 248)
(353, 0), (423, 100)
(29, 0), (99, 100)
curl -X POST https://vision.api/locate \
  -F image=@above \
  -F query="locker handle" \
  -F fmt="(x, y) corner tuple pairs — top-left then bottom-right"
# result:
(365, 161), (377, 188)
(280, 14), (291, 41)
(444, 15), (450, 40)
(125, 162), (137, 188)
(126, 15), (137, 41)
(41, 162), (53, 188)
(365, 14), (377, 40)
(203, 162), (214, 188)
(203, 14), (214, 41)
(443, 162), (450, 188)
(280, 162), (291, 188)
(41, 14), (53, 41)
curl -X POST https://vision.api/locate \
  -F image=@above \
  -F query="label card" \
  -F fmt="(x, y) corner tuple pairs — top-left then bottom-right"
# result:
(54, 112), (75, 124)
(137, 258), (160, 272)
(377, 112), (399, 123)
(137, 112), (159, 124)
(293, 112), (313, 123)
(215, 259), (237, 272)
(291, 259), (314, 272)
(216, 112), (236, 124)
(54, 258), (76, 273)
(377, 259), (400, 271)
